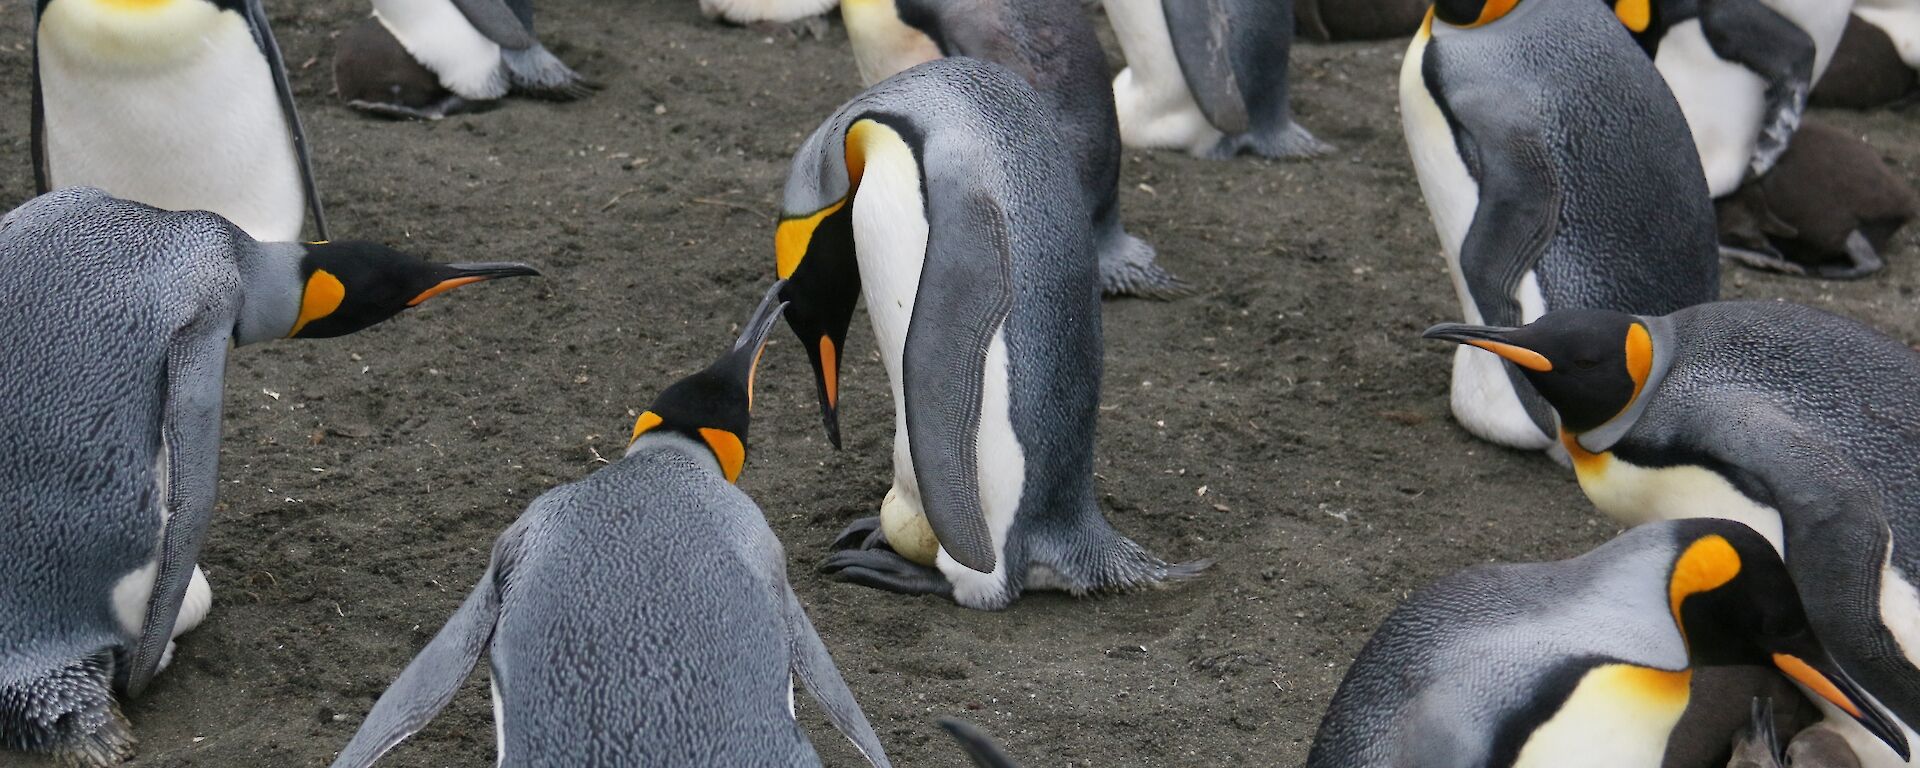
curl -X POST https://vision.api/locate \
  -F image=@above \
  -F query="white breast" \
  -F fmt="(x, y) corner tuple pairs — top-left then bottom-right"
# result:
(372, 0), (506, 100)
(1655, 21), (1768, 197)
(841, 0), (941, 86)
(1511, 665), (1691, 768)
(1100, 0), (1222, 155)
(1575, 454), (1787, 555)
(849, 124), (1025, 608)
(37, 0), (306, 241)
(698, 0), (837, 24)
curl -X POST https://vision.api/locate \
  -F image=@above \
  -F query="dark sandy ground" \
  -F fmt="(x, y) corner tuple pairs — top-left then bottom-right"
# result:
(1, 2), (1916, 766)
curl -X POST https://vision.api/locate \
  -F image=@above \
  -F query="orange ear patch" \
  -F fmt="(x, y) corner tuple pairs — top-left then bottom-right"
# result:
(289, 270), (346, 337)
(1668, 535), (1741, 628)
(1624, 323), (1654, 402)
(699, 428), (747, 483)
(1615, 0), (1651, 32)
(629, 411), (663, 444)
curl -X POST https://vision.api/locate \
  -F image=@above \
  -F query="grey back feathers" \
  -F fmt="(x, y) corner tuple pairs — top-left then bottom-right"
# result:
(1307, 522), (1696, 767)
(330, 438), (890, 767)
(1614, 300), (1920, 725)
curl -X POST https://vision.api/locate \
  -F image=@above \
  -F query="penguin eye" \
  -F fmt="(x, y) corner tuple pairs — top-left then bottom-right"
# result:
(1574, 358), (1601, 370)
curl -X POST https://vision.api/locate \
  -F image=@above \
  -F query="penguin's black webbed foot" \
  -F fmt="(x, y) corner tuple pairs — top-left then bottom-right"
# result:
(821, 549), (954, 597)
(829, 516), (887, 552)
(1098, 234), (1188, 300)
(0, 654), (135, 768)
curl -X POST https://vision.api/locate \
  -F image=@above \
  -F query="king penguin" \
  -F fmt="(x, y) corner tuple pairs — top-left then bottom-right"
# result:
(1307, 519), (1909, 768)
(33, 0), (329, 242)
(332, 0), (591, 121)
(773, 58), (1205, 611)
(328, 284), (894, 768)
(1424, 301), (1920, 767)
(1399, 0), (1720, 453)
(1100, 0), (1331, 159)
(840, 0), (1181, 298)
(0, 187), (537, 768)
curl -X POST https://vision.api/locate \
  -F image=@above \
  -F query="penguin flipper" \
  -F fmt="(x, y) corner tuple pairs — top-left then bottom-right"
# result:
(1452, 122), (1560, 329)
(243, 0), (330, 242)
(783, 587), (893, 768)
(1696, 0), (1815, 179)
(330, 565), (503, 768)
(450, 0), (538, 49)
(1160, 0), (1252, 134)
(124, 327), (230, 697)
(937, 719), (1022, 768)
(900, 182), (1013, 575)
(30, 25), (49, 195)
(1698, 402), (1920, 731)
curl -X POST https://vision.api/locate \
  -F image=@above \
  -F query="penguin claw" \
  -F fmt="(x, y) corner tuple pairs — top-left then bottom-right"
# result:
(829, 516), (886, 551)
(821, 549), (954, 597)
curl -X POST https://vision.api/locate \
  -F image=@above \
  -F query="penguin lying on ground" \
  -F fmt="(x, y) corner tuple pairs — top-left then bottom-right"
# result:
(1813, 10), (1920, 110)
(0, 188), (537, 768)
(329, 284), (892, 768)
(840, 0), (1180, 298)
(1609, 0), (1850, 200)
(1401, 0), (1720, 453)
(1306, 519), (1908, 768)
(1295, 0), (1429, 41)
(332, 0), (592, 121)
(1424, 301), (1920, 767)
(1715, 120), (1918, 279)
(33, 0), (328, 241)
(700, 0), (838, 37)
(773, 59), (1205, 610)
(1100, 0), (1331, 159)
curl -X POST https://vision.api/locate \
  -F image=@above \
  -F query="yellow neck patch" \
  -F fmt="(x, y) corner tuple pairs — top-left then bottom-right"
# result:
(1615, 0), (1652, 32)
(1559, 429), (1612, 476)
(289, 270), (346, 337)
(1668, 535), (1741, 632)
(628, 410), (663, 444)
(699, 428), (746, 483)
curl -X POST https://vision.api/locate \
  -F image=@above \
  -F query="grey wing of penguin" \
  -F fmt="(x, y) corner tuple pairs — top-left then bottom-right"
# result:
(330, 563), (506, 768)
(31, 17), (48, 195)
(1160, 0), (1252, 133)
(241, 0), (329, 241)
(1695, 0), (1815, 178)
(900, 148), (1012, 575)
(783, 586), (892, 768)
(1436, 66), (1561, 329)
(450, 0), (538, 49)
(123, 319), (231, 697)
(1688, 399), (1920, 729)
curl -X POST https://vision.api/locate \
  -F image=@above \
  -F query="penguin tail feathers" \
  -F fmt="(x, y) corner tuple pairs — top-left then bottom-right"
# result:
(1078, 535), (1211, 595)
(1210, 121), (1333, 161)
(0, 653), (136, 767)
(1098, 234), (1189, 301)
(502, 45), (597, 101)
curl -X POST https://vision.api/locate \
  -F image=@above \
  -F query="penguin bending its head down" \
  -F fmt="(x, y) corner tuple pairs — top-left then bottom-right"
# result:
(1401, 0), (1719, 453)
(840, 0), (1181, 298)
(774, 58), (1206, 610)
(33, 0), (328, 242)
(0, 188), (537, 768)
(332, 0), (592, 121)
(1100, 0), (1331, 159)
(1425, 301), (1920, 767)
(329, 284), (894, 768)
(1307, 519), (1909, 768)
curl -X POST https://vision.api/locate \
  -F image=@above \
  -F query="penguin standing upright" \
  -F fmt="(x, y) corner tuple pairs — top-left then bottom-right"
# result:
(1400, 0), (1719, 452)
(332, 0), (591, 121)
(329, 285), (893, 768)
(1424, 301), (1920, 766)
(1100, 0), (1331, 159)
(774, 59), (1205, 610)
(0, 188), (537, 768)
(840, 0), (1180, 298)
(1307, 519), (1909, 768)
(33, 0), (328, 242)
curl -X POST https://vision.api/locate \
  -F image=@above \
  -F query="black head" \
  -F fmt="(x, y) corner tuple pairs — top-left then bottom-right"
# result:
(628, 281), (787, 484)
(289, 241), (540, 339)
(1432, 0), (1522, 27)
(1422, 309), (1653, 435)
(774, 171), (863, 451)
(1666, 521), (1909, 759)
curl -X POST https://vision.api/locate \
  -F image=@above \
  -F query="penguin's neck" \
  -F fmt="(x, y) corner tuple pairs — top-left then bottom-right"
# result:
(625, 432), (727, 481)
(232, 241), (306, 345)
(39, 0), (237, 69)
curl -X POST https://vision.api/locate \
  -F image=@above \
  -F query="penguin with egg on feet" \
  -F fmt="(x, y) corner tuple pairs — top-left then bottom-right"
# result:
(332, 0), (592, 121)
(772, 58), (1207, 610)
(840, 0), (1182, 298)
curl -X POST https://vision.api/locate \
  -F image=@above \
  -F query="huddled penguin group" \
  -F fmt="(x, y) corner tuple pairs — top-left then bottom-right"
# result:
(3, 0), (1918, 765)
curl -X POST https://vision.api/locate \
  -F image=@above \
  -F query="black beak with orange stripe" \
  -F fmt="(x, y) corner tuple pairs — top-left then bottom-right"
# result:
(774, 188), (861, 450)
(1667, 520), (1912, 760)
(288, 241), (541, 339)
(1423, 309), (1652, 434)
(627, 281), (787, 484)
